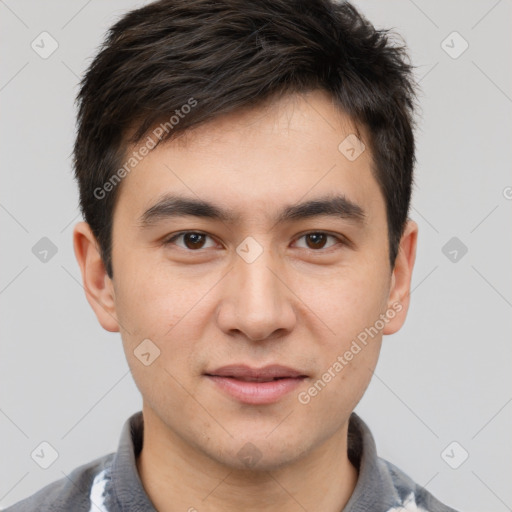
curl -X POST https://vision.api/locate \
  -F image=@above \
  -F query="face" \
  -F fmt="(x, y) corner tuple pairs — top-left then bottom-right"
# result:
(75, 89), (417, 471)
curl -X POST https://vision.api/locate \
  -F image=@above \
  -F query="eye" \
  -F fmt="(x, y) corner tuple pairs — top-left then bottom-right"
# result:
(293, 232), (343, 250)
(164, 231), (217, 250)
(163, 231), (346, 252)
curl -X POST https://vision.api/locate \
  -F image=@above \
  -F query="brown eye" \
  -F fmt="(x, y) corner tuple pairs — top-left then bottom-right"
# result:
(165, 232), (216, 250)
(293, 232), (342, 251)
(183, 233), (206, 249)
(305, 233), (328, 249)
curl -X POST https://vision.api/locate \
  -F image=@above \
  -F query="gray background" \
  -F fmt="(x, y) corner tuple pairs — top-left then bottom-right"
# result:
(1, 1), (511, 510)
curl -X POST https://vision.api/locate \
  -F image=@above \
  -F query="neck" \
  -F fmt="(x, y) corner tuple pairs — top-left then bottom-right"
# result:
(136, 408), (358, 512)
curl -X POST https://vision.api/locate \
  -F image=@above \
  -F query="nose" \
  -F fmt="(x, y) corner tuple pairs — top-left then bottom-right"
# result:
(215, 246), (297, 342)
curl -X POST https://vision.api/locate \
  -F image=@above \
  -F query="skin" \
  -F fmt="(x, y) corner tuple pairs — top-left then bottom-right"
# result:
(74, 89), (417, 512)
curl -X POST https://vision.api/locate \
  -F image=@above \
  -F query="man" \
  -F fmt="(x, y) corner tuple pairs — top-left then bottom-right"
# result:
(7, 0), (459, 510)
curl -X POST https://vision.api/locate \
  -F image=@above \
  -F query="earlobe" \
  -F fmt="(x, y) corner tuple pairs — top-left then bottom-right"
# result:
(383, 219), (418, 335)
(73, 222), (120, 333)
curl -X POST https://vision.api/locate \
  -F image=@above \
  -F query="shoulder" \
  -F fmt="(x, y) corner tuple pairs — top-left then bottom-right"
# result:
(379, 457), (460, 512)
(346, 413), (461, 512)
(3, 453), (115, 512)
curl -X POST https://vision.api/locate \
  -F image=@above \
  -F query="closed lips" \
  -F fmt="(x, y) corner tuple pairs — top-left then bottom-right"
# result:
(205, 365), (308, 404)
(205, 365), (308, 380)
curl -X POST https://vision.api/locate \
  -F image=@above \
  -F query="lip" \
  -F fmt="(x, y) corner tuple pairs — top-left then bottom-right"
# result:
(204, 365), (308, 405)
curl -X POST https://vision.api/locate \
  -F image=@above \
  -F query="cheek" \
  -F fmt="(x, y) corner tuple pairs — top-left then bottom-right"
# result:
(114, 265), (209, 411)
(113, 260), (224, 387)
(297, 261), (390, 342)
(113, 256), (206, 336)
(296, 261), (388, 403)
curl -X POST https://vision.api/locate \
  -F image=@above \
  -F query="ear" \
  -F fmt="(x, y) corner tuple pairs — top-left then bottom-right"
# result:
(73, 222), (120, 332)
(383, 219), (418, 335)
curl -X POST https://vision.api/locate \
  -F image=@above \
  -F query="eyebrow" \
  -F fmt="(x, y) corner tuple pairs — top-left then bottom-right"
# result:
(138, 193), (366, 228)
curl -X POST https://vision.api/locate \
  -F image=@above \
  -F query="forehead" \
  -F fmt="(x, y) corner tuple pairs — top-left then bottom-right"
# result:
(115, 89), (382, 224)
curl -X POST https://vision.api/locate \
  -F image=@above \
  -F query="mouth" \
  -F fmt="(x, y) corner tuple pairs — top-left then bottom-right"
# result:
(204, 365), (308, 405)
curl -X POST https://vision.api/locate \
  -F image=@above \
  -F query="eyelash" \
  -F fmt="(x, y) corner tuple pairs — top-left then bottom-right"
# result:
(163, 231), (347, 252)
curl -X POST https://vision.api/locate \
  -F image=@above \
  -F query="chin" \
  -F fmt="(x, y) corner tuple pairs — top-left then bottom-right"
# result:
(206, 435), (312, 473)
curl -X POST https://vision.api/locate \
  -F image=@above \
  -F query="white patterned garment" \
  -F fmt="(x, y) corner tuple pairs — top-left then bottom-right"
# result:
(88, 469), (110, 512)
(386, 492), (430, 512)
(5, 412), (460, 512)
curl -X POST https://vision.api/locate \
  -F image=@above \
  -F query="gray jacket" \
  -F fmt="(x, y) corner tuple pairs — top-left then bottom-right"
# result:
(5, 411), (459, 512)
